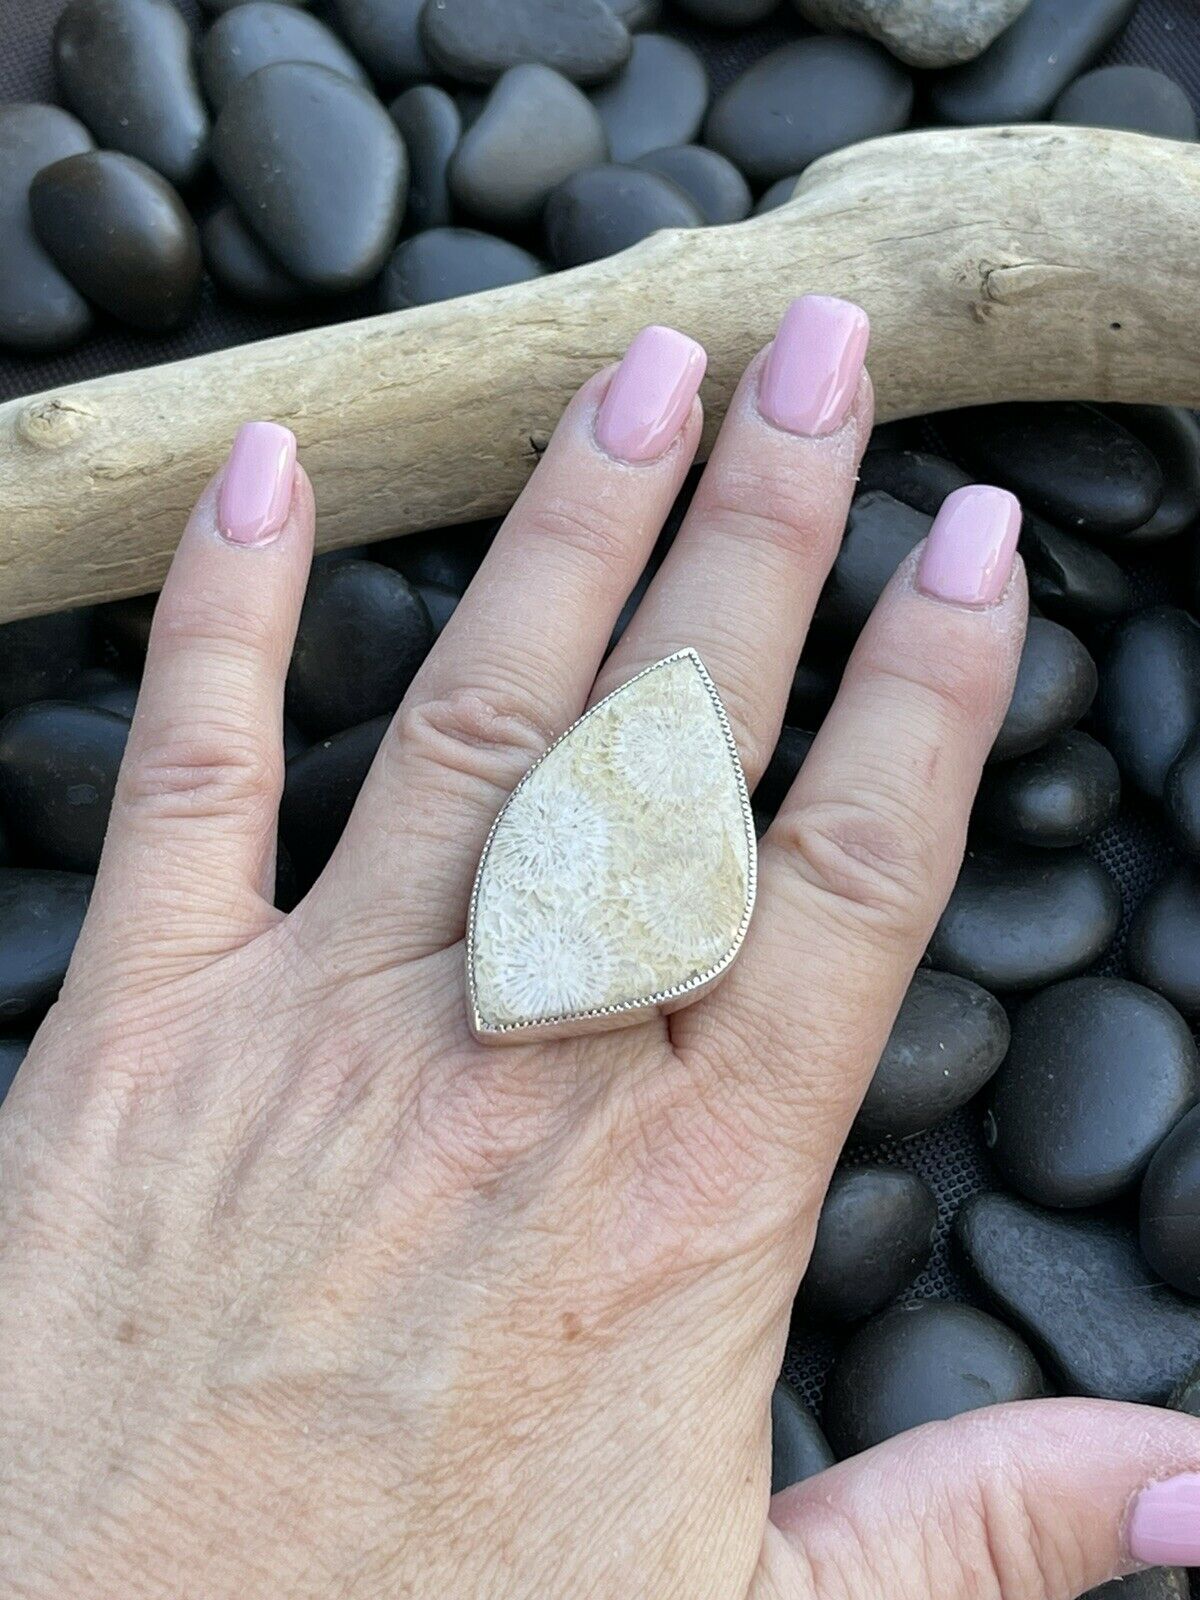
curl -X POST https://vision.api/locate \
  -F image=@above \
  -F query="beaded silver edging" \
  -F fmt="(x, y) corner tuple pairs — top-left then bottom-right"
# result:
(465, 648), (758, 1041)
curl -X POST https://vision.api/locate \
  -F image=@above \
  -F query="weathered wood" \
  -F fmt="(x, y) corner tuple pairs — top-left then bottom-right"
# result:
(0, 124), (1197, 621)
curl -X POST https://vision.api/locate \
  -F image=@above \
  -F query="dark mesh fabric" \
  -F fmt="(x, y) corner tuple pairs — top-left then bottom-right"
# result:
(2, 0), (1199, 1418)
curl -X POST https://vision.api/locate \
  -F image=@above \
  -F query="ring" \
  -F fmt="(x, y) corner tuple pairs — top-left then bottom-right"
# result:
(466, 649), (757, 1042)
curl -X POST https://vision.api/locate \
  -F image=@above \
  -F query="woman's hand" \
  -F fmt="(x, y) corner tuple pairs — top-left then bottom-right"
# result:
(2, 297), (1198, 1600)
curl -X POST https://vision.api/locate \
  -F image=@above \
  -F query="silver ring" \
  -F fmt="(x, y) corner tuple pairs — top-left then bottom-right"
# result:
(466, 649), (756, 1043)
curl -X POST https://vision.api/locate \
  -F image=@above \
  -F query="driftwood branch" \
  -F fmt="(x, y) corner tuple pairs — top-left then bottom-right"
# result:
(0, 124), (1197, 621)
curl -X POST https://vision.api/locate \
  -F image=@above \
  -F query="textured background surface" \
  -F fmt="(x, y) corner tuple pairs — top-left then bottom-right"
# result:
(1, 0), (1197, 1414)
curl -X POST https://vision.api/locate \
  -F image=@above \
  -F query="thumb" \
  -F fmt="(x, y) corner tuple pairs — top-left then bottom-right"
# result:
(760, 1398), (1200, 1600)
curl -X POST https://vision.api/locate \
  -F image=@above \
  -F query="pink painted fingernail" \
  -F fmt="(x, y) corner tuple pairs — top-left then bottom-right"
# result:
(1129, 1473), (1200, 1566)
(758, 294), (870, 437)
(917, 484), (1022, 607)
(217, 421), (297, 546)
(594, 324), (707, 463)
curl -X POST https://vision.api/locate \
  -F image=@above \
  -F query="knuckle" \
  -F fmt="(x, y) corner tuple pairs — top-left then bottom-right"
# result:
(391, 685), (556, 798)
(122, 729), (282, 825)
(523, 494), (636, 587)
(775, 795), (944, 939)
(699, 464), (839, 567)
(153, 589), (281, 663)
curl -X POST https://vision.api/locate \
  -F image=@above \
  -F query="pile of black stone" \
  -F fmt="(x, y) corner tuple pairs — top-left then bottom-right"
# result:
(0, 0), (1195, 358)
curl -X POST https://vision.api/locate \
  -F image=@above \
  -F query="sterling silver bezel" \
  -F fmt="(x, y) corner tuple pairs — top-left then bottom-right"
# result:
(465, 648), (758, 1043)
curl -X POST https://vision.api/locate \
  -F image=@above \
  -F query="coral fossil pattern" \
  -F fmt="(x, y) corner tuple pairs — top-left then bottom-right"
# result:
(470, 651), (755, 1031)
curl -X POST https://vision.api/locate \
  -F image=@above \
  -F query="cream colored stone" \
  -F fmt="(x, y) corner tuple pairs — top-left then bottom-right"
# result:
(467, 650), (755, 1039)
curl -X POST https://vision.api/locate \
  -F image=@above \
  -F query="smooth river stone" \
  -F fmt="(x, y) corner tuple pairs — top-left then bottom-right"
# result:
(389, 85), (461, 234)
(202, 204), (307, 307)
(856, 449), (1131, 623)
(380, 227), (545, 309)
(824, 1302), (1045, 1457)
(0, 1039), (29, 1107)
(450, 65), (607, 230)
(30, 152), (201, 333)
(69, 667), (139, 721)
(755, 726), (815, 818)
(813, 491), (930, 638)
(330, 0), (429, 83)
(1085, 1575), (1190, 1600)
(754, 175), (800, 215)
(796, 1167), (936, 1325)
(0, 869), (92, 1021)
(854, 968), (1009, 1143)
(1106, 406), (1200, 544)
(973, 730), (1120, 849)
(591, 35), (709, 164)
(940, 402), (1163, 541)
(0, 104), (94, 353)
(930, 0), (1141, 124)
(1054, 64), (1197, 141)
(543, 165), (702, 268)
(280, 715), (389, 888)
(1097, 607), (1200, 799)
(469, 651), (754, 1037)
(1165, 733), (1200, 858)
(1129, 866), (1200, 1017)
(0, 611), (94, 714)
(1141, 1104), (1200, 1298)
(378, 520), (497, 592)
(421, 0), (632, 86)
(676, 0), (778, 20)
(792, 0), (1033, 68)
(0, 703), (130, 873)
(632, 147), (750, 224)
(54, 0), (209, 187)
(286, 560), (433, 736)
(771, 1380), (835, 1493)
(704, 38), (913, 188)
(985, 977), (1198, 1209)
(991, 618), (1097, 764)
(213, 63), (407, 292)
(200, 2), (368, 110)
(956, 1191), (1200, 1403)
(927, 846), (1120, 993)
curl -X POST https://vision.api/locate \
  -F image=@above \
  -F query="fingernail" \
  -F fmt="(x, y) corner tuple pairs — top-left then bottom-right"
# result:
(1129, 1473), (1200, 1566)
(916, 484), (1022, 607)
(217, 421), (297, 546)
(594, 324), (707, 464)
(758, 294), (870, 437)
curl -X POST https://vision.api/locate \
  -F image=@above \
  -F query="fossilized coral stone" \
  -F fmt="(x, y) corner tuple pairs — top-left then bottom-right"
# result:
(468, 650), (755, 1039)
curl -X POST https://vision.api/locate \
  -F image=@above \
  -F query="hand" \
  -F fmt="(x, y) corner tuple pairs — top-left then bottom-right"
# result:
(2, 298), (1197, 1600)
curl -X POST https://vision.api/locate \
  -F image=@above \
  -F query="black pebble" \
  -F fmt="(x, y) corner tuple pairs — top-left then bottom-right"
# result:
(0, 104), (94, 353)
(591, 34), (709, 164)
(202, 204), (307, 308)
(380, 227), (545, 310)
(1097, 606), (1200, 799)
(813, 491), (930, 638)
(287, 560), (433, 737)
(956, 1191), (1200, 1403)
(1169, 1361), (1200, 1416)
(770, 1380), (834, 1493)
(796, 1167), (937, 1325)
(632, 146), (750, 225)
(329, 0), (430, 84)
(97, 593), (156, 669)
(200, 2), (368, 111)
(930, 0), (1141, 125)
(704, 37), (912, 188)
(0, 1038), (29, 1106)
(450, 65), (607, 231)
(855, 968), (1010, 1143)
(0, 869), (92, 1022)
(1105, 406), (1200, 544)
(213, 63), (408, 292)
(543, 164), (703, 268)
(755, 726), (813, 817)
(389, 85), (462, 235)
(973, 730), (1120, 849)
(1084, 1575), (1190, 1600)
(69, 667), (139, 720)
(0, 610), (94, 714)
(677, 0), (778, 19)
(280, 715), (389, 886)
(0, 703), (130, 874)
(985, 976), (1198, 1210)
(1142, 1103), (1200, 1299)
(753, 175), (799, 214)
(1129, 866), (1200, 1016)
(928, 846), (1120, 992)
(377, 521), (496, 592)
(1165, 733), (1200, 859)
(824, 1301), (1044, 1457)
(787, 649), (843, 728)
(416, 582), (458, 635)
(1053, 64), (1197, 141)
(54, 0), (210, 187)
(421, 0), (632, 87)
(940, 402), (1163, 541)
(30, 152), (202, 334)
(990, 617), (1097, 763)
